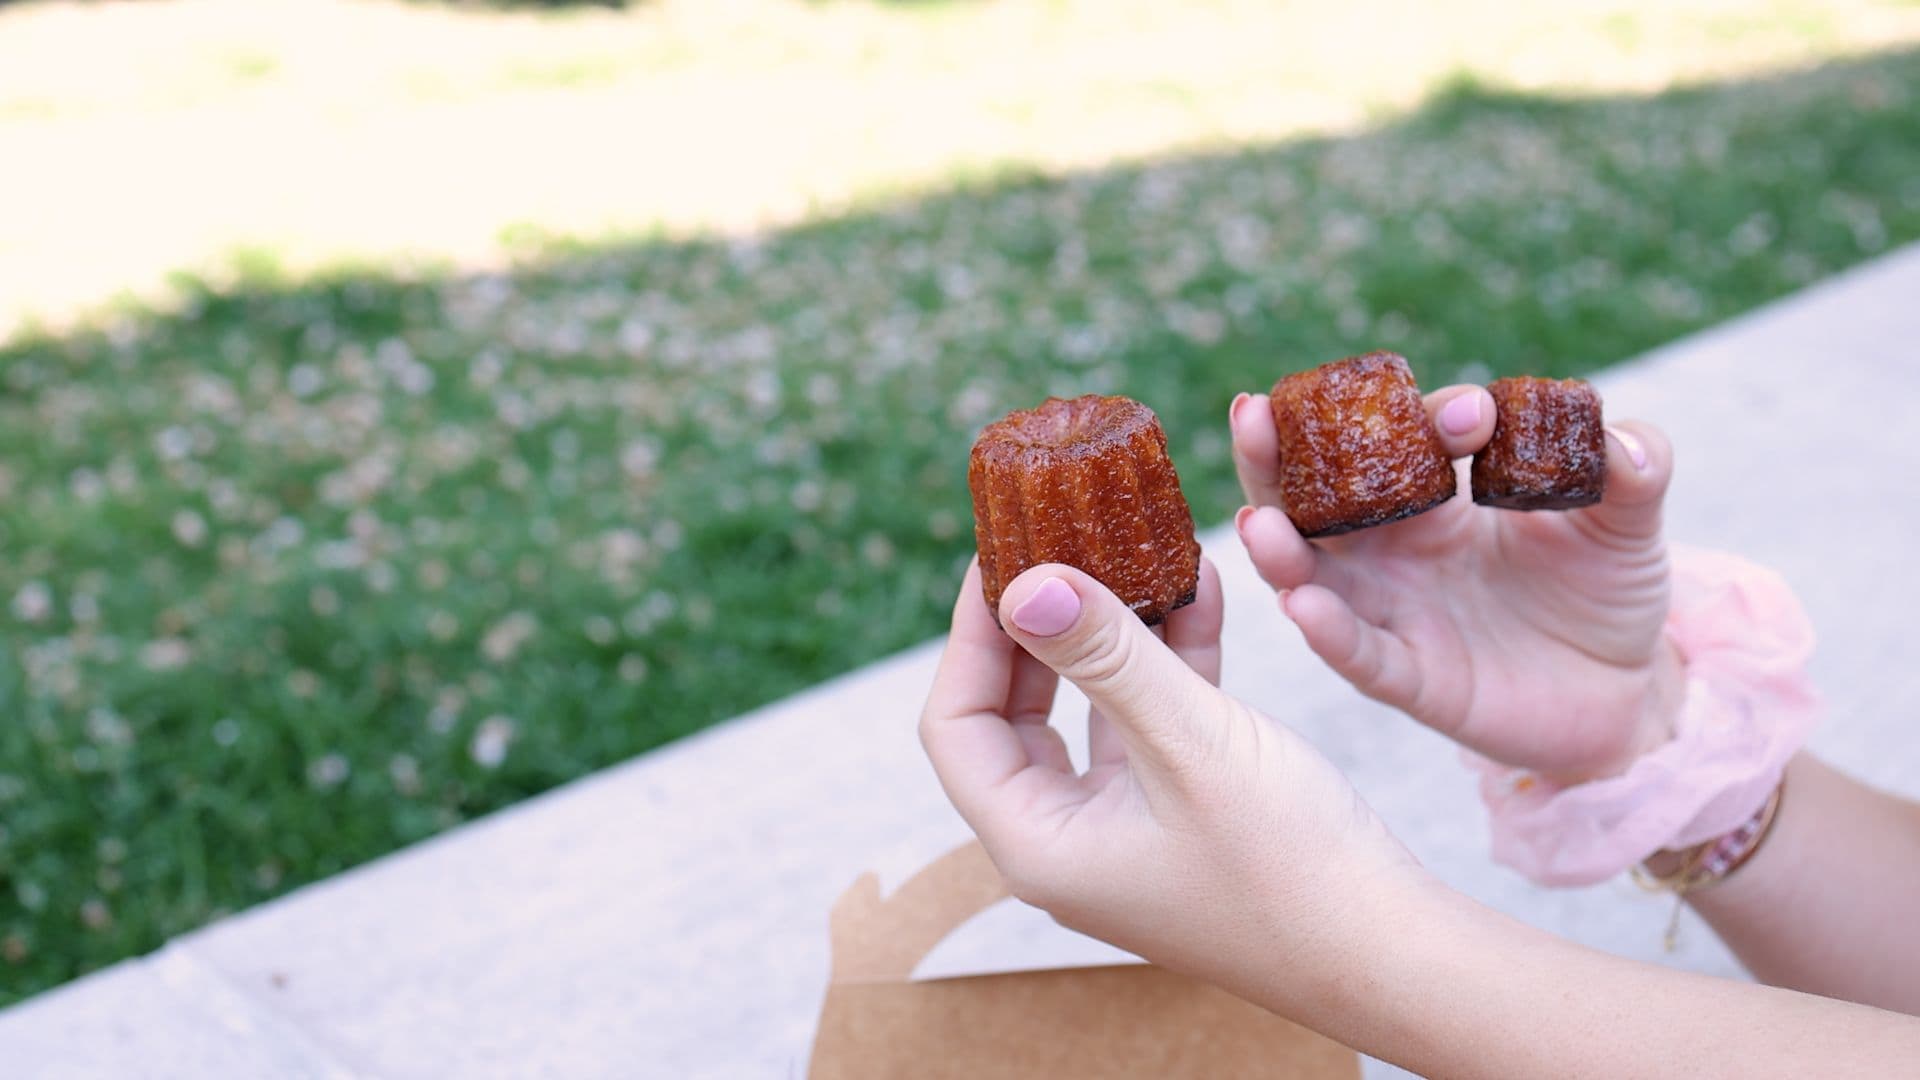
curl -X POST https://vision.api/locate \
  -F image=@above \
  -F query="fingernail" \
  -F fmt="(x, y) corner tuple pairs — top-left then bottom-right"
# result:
(1233, 505), (1254, 536)
(1228, 392), (1251, 432)
(1610, 426), (1647, 470)
(1438, 392), (1481, 435)
(1010, 577), (1081, 637)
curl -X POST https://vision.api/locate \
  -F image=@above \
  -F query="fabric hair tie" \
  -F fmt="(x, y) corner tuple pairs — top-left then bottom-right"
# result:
(1469, 545), (1821, 887)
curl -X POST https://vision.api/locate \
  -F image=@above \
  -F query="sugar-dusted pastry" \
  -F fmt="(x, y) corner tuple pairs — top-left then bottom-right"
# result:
(1268, 352), (1456, 537)
(969, 395), (1201, 625)
(1471, 376), (1607, 511)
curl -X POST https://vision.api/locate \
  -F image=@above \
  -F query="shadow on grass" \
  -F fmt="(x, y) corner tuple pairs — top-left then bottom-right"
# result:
(2, 47), (1917, 1003)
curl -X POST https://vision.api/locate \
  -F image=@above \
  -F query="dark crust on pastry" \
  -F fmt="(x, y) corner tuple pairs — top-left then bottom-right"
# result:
(1471, 377), (1607, 511)
(969, 395), (1202, 626)
(1268, 352), (1457, 538)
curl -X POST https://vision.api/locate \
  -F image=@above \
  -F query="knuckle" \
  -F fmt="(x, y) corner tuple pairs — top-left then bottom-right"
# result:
(1059, 617), (1137, 691)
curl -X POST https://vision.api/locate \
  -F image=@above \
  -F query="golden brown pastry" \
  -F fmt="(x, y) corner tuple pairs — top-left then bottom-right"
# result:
(1268, 352), (1456, 537)
(1471, 376), (1607, 510)
(969, 395), (1201, 625)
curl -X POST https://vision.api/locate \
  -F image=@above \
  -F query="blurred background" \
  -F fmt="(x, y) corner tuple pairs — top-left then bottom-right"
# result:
(2, 0), (1917, 1004)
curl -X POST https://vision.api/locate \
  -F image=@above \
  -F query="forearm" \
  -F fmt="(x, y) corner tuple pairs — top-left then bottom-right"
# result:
(1678, 753), (1920, 1013)
(1252, 883), (1920, 1079)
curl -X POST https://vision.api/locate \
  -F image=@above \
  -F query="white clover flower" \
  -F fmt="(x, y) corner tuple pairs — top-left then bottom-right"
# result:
(617, 654), (649, 683)
(307, 752), (350, 789)
(620, 439), (660, 480)
(860, 534), (896, 569)
(155, 426), (194, 461)
(86, 708), (133, 747)
(69, 468), (104, 502)
(618, 317), (654, 357)
(11, 582), (52, 623)
(79, 899), (112, 931)
(469, 715), (516, 769)
(480, 611), (538, 664)
(388, 754), (422, 796)
(287, 364), (324, 398)
(171, 510), (208, 549)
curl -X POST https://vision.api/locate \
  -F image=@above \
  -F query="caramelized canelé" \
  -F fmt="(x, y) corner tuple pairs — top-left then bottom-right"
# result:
(1268, 352), (1456, 537)
(1471, 376), (1607, 511)
(969, 395), (1201, 625)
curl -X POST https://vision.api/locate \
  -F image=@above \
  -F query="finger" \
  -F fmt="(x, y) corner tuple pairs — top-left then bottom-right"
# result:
(1281, 584), (1422, 714)
(1162, 556), (1224, 687)
(1234, 502), (1369, 601)
(1006, 645), (1061, 726)
(1574, 419), (1674, 542)
(997, 563), (1223, 771)
(920, 562), (1079, 834)
(923, 561), (1021, 725)
(1009, 649), (1073, 774)
(1087, 706), (1125, 769)
(1423, 384), (1498, 458)
(1090, 562), (1219, 764)
(1090, 558), (1227, 770)
(1235, 502), (1318, 592)
(1228, 390), (1287, 509)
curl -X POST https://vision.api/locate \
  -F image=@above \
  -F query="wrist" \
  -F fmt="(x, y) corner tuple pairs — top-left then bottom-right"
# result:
(1227, 861), (1459, 1036)
(1470, 545), (1822, 887)
(1565, 633), (1687, 784)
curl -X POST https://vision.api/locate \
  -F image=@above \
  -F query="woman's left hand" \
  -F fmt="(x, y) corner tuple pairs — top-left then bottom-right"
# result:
(919, 556), (1427, 1008)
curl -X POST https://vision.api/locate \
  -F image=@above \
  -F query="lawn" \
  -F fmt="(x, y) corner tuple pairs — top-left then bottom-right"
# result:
(5, 0), (1918, 332)
(4, 45), (1920, 1003)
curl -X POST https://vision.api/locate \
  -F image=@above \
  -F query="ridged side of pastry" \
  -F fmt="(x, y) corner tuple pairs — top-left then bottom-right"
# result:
(1268, 352), (1456, 537)
(969, 395), (1201, 625)
(1471, 376), (1607, 510)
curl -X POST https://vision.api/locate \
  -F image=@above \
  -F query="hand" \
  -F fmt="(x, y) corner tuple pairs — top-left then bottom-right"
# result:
(918, 557), (1426, 1009)
(1228, 384), (1684, 781)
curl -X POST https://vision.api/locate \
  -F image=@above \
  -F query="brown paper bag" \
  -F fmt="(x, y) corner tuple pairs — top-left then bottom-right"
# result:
(810, 841), (1360, 1078)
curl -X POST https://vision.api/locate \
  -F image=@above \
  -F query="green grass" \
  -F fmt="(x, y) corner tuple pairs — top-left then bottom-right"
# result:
(4, 48), (1920, 1003)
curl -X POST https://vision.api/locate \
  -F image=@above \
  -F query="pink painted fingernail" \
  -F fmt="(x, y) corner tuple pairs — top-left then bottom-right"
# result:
(1010, 577), (1081, 637)
(1439, 392), (1481, 435)
(1228, 392), (1252, 432)
(1610, 426), (1647, 470)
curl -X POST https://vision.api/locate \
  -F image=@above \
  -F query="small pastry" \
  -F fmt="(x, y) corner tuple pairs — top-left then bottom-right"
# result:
(1268, 352), (1456, 537)
(1471, 376), (1607, 511)
(969, 395), (1200, 625)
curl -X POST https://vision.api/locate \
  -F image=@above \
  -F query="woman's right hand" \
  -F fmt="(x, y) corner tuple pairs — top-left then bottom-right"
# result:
(1229, 384), (1685, 782)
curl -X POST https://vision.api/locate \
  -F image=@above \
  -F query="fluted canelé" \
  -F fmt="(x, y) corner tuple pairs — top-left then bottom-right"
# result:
(1471, 376), (1607, 510)
(969, 395), (1201, 625)
(1268, 352), (1456, 537)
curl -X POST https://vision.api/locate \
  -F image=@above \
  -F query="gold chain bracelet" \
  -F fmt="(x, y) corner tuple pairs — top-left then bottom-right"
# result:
(1630, 779), (1784, 951)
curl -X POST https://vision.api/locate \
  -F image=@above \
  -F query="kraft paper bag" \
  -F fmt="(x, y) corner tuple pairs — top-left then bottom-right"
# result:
(810, 840), (1360, 1078)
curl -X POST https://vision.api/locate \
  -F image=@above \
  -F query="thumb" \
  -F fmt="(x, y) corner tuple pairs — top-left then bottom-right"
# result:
(997, 563), (1223, 770)
(1576, 419), (1674, 541)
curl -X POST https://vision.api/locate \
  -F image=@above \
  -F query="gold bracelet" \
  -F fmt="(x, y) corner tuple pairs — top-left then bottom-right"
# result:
(1630, 779), (1784, 950)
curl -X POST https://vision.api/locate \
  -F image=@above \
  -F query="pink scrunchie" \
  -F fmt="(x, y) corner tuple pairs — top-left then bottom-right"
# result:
(1469, 544), (1821, 887)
